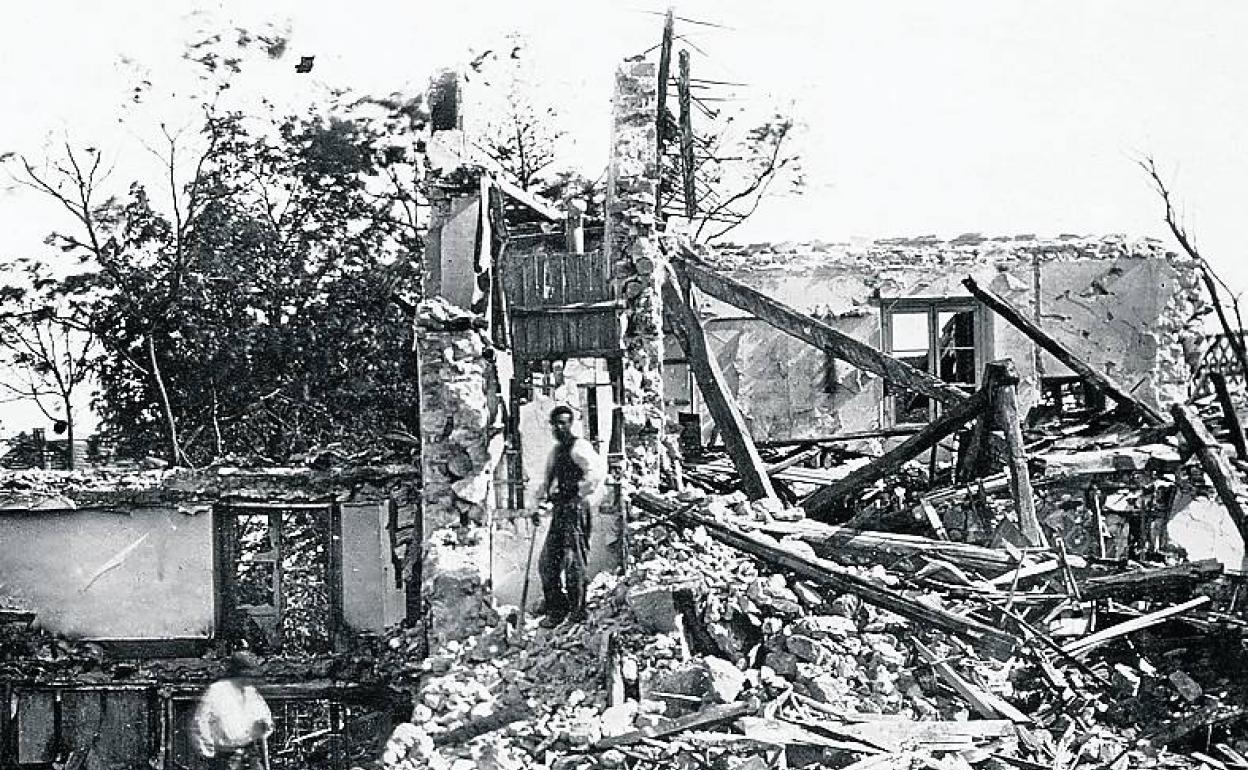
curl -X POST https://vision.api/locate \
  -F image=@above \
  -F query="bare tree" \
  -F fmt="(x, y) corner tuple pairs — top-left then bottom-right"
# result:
(1138, 155), (1248, 382)
(465, 37), (567, 190)
(686, 114), (804, 242)
(0, 299), (98, 469)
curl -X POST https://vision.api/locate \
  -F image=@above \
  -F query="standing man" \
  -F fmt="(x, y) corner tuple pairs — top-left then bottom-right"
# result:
(192, 651), (274, 770)
(535, 405), (606, 628)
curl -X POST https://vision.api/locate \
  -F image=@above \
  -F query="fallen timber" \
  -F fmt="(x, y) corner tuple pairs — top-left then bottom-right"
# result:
(633, 490), (1021, 653)
(755, 518), (1024, 574)
(663, 268), (775, 500)
(801, 385), (993, 516)
(1172, 403), (1248, 546)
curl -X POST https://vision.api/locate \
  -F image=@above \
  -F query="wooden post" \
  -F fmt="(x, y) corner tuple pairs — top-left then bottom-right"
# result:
(677, 50), (697, 220)
(962, 276), (1165, 425)
(564, 199), (585, 254)
(1172, 403), (1248, 547)
(1086, 482), (1107, 559)
(986, 360), (1046, 547)
(655, 7), (674, 214)
(675, 254), (967, 406)
(956, 365), (1004, 481)
(802, 385), (992, 516)
(1211, 371), (1248, 460)
(662, 268), (776, 500)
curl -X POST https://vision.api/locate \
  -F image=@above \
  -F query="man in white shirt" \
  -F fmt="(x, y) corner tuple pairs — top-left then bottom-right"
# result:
(192, 651), (274, 770)
(534, 405), (606, 627)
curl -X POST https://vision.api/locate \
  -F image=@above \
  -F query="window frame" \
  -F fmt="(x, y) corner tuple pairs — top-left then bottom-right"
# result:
(879, 297), (992, 427)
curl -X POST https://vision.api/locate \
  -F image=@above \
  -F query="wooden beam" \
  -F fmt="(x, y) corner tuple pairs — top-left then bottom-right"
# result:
(634, 491), (1020, 653)
(761, 519), (1023, 574)
(956, 363), (1005, 481)
(663, 270), (776, 500)
(962, 276), (1165, 425)
(655, 7), (674, 216)
(1078, 558), (1223, 601)
(677, 50), (697, 220)
(1171, 403), (1248, 546)
(675, 254), (968, 406)
(597, 701), (753, 750)
(801, 385), (992, 516)
(1062, 596), (1210, 657)
(912, 639), (1031, 723)
(1211, 371), (1248, 460)
(987, 360), (1046, 547)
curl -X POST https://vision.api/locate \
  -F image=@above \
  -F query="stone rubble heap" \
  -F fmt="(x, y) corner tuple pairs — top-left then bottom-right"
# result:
(379, 491), (1248, 770)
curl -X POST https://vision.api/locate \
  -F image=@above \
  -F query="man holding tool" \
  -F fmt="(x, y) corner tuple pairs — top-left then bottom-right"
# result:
(533, 405), (606, 628)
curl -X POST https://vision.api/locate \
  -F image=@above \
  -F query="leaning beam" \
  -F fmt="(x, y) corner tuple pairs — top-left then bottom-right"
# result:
(962, 276), (1165, 425)
(663, 269), (776, 500)
(674, 253), (967, 406)
(802, 384), (993, 516)
(1172, 403), (1248, 547)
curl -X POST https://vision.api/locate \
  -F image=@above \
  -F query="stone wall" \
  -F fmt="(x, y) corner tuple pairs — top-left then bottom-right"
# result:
(416, 299), (505, 645)
(605, 59), (665, 488)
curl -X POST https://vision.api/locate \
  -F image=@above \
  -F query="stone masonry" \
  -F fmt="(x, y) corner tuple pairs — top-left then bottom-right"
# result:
(416, 298), (505, 646)
(605, 59), (665, 489)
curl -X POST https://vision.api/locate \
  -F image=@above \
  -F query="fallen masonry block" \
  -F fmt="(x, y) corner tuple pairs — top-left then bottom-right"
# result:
(627, 581), (700, 633)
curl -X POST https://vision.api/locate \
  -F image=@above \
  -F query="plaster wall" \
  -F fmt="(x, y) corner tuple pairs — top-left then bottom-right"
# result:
(1168, 492), (1247, 570)
(427, 191), (482, 310)
(0, 508), (214, 639)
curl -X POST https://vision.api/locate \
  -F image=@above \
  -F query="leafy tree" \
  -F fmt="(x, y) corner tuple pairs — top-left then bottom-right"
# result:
(7, 73), (428, 466)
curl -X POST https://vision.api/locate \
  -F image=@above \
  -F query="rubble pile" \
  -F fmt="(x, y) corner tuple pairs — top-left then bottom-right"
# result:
(379, 486), (1248, 770)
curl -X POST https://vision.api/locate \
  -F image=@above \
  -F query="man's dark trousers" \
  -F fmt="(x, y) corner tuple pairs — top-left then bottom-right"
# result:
(538, 499), (591, 622)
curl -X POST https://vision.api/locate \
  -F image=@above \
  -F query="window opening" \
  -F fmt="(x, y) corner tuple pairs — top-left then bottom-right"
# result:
(217, 504), (338, 654)
(882, 300), (986, 425)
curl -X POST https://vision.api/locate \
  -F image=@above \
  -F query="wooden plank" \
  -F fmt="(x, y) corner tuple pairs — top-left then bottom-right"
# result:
(1172, 403), (1248, 546)
(912, 639), (1031, 723)
(962, 276), (1166, 425)
(663, 271), (776, 500)
(759, 520), (1022, 574)
(1062, 596), (1211, 656)
(675, 253), (968, 406)
(634, 491), (1020, 652)
(987, 360), (1046, 547)
(802, 386), (992, 515)
(597, 701), (753, 750)
(1211, 372), (1248, 460)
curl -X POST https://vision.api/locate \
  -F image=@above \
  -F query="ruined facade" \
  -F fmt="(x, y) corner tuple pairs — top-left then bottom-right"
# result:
(671, 235), (1207, 443)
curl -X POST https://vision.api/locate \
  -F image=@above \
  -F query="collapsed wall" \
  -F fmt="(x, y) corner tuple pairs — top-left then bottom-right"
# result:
(685, 235), (1208, 442)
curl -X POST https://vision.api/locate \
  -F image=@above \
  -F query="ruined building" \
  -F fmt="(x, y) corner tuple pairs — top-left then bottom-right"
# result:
(0, 47), (1240, 770)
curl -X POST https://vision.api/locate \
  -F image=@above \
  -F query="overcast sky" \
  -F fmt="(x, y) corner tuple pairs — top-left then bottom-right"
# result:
(2, 0), (1247, 433)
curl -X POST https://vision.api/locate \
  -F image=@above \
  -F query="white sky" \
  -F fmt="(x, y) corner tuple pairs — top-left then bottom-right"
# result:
(2, 0), (1248, 433)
